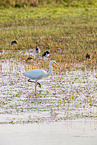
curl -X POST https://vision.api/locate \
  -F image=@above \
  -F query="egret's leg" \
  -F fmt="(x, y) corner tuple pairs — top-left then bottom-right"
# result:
(28, 79), (41, 87)
(35, 82), (37, 96)
(37, 82), (41, 88)
(28, 79), (34, 83)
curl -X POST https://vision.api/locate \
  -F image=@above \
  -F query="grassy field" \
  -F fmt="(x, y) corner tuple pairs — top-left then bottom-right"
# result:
(0, 5), (97, 70)
(0, 0), (97, 7)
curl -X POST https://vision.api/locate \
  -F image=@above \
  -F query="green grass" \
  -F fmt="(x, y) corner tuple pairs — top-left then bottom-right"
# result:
(0, 5), (97, 70)
(0, 0), (97, 7)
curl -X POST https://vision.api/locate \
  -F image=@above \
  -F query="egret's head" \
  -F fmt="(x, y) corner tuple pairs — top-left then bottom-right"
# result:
(50, 60), (59, 67)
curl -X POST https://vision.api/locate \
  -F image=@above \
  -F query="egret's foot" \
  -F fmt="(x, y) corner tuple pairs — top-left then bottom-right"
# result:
(37, 82), (41, 88)
(28, 79), (32, 82)
(28, 79), (41, 88)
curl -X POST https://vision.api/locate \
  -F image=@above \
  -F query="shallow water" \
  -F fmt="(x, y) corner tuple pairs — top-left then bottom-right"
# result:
(0, 119), (97, 145)
(0, 58), (97, 124)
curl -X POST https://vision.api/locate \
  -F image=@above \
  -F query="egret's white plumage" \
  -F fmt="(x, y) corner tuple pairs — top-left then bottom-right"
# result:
(23, 60), (59, 94)
(23, 69), (47, 80)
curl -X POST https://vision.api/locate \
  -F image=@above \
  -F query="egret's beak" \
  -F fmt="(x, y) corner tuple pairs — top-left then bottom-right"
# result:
(55, 62), (60, 67)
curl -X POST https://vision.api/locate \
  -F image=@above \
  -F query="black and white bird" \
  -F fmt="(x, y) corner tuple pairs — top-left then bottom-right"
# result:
(42, 50), (50, 57)
(11, 40), (18, 45)
(35, 46), (40, 53)
(86, 53), (91, 59)
(0, 49), (4, 55)
(26, 57), (33, 61)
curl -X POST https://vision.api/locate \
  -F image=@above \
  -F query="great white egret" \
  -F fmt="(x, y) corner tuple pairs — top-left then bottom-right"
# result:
(23, 60), (59, 95)
(42, 50), (50, 57)
(35, 46), (40, 53)
(11, 40), (18, 45)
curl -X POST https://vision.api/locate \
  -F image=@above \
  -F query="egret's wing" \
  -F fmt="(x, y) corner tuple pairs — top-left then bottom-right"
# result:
(23, 69), (47, 80)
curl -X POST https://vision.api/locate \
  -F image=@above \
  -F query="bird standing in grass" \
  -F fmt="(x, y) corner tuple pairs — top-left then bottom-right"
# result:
(0, 49), (4, 55)
(42, 50), (50, 57)
(26, 57), (33, 61)
(23, 60), (59, 95)
(35, 46), (40, 53)
(11, 40), (18, 45)
(86, 53), (91, 59)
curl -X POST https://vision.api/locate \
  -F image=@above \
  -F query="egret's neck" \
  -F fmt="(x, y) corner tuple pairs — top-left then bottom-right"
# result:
(45, 63), (52, 77)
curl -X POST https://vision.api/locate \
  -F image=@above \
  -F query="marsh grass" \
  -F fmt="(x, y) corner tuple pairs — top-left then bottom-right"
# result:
(0, 6), (97, 70)
(0, 0), (97, 7)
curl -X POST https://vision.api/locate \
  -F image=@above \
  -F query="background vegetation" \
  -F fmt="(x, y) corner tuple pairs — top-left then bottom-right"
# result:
(0, 1), (97, 70)
(0, 0), (97, 7)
